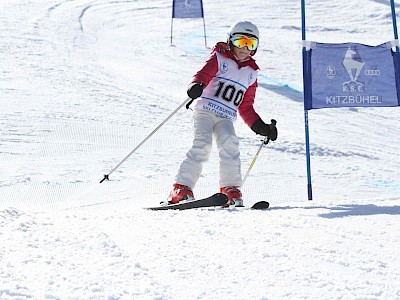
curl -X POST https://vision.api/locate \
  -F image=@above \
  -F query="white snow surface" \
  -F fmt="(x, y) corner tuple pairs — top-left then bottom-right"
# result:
(1, 0), (400, 299)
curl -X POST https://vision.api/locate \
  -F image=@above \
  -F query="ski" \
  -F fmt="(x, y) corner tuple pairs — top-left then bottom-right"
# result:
(223, 201), (270, 210)
(145, 194), (269, 211)
(251, 201), (270, 210)
(145, 193), (228, 211)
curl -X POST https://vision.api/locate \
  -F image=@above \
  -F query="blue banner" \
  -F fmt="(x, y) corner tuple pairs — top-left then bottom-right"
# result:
(304, 42), (400, 109)
(172, 0), (204, 19)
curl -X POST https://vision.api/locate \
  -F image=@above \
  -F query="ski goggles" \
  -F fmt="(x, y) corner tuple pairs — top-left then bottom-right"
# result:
(230, 34), (259, 50)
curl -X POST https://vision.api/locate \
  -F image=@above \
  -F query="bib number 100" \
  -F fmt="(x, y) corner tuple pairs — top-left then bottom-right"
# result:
(214, 81), (244, 106)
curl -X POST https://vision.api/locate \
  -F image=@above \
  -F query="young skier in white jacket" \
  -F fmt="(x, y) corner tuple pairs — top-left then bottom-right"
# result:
(167, 21), (278, 207)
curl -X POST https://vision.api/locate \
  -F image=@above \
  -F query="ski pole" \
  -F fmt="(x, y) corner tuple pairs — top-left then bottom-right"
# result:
(241, 136), (270, 188)
(241, 119), (277, 188)
(100, 97), (192, 183)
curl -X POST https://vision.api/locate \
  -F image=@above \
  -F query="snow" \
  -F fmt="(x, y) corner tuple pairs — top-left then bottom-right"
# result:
(1, 0), (400, 299)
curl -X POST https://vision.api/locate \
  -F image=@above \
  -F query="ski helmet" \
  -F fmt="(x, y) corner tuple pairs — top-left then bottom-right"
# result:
(228, 21), (259, 39)
(227, 21), (259, 55)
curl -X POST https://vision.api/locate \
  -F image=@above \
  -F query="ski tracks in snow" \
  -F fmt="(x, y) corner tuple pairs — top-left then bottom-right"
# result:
(3, 201), (400, 299)
(0, 207), (165, 299)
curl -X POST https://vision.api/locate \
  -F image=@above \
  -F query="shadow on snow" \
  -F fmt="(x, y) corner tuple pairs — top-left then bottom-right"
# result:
(269, 204), (400, 218)
(258, 82), (303, 103)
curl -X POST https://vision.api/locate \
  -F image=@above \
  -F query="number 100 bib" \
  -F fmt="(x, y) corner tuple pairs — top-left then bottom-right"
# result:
(195, 52), (258, 120)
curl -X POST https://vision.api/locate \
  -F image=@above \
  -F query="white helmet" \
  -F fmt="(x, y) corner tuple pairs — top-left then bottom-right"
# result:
(228, 21), (259, 40)
(227, 21), (259, 55)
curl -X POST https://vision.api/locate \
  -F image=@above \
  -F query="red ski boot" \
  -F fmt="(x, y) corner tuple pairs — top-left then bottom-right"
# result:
(167, 184), (194, 204)
(220, 186), (244, 207)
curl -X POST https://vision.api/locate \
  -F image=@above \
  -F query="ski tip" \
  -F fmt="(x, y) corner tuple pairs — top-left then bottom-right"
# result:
(251, 201), (270, 210)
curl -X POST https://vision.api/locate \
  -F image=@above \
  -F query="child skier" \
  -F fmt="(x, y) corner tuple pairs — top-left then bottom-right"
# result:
(167, 21), (278, 207)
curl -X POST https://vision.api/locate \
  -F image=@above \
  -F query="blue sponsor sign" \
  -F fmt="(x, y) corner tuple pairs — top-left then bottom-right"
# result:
(172, 0), (204, 19)
(304, 42), (400, 109)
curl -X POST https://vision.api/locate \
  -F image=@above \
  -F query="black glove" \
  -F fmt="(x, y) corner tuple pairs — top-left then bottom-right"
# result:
(251, 119), (278, 141)
(187, 82), (204, 99)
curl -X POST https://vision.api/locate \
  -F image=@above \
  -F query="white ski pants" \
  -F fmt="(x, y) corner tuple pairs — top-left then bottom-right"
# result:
(175, 110), (242, 189)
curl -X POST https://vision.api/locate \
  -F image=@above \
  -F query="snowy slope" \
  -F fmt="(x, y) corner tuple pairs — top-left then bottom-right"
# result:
(1, 0), (400, 299)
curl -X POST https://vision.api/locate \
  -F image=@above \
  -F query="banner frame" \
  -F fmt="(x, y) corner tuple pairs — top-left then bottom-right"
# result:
(301, 0), (399, 200)
(170, 0), (207, 47)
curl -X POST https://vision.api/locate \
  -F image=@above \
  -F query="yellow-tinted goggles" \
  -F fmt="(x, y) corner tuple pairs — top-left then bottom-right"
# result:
(230, 34), (259, 50)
